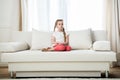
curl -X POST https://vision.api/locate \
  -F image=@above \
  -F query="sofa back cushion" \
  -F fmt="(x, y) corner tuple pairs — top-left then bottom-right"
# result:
(92, 30), (107, 41)
(11, 31), (32, 48)
(31, 29), (92, 50)
(69, 29), (92, 49)
(31, 30), (52, 50)
(0, 42), (29, 53)
(10, 29), (107, 50)
(93, 41), (111, 51)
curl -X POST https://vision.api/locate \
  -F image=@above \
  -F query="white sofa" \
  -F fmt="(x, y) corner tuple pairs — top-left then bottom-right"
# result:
(0, 29), (117, 78)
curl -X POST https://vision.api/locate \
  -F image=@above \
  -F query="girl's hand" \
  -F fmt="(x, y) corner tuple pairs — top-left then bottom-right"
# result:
(61, 42), (68, 45)
(58, 42), (67, 45)
(54, 42), (63, 45)
(53, 42), (60, 47)
(54, 42), (68, 46)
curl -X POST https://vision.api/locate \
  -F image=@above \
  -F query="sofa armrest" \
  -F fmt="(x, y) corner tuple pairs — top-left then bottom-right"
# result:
(0, 42), (29, 53)
(93, 41), (111, 51)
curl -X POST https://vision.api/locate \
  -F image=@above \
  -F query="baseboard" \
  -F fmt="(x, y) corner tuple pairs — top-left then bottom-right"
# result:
(0, 63), (8, 67)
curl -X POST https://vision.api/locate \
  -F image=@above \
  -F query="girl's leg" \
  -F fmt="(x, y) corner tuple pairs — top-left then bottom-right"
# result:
(42, 45), (71, 51)
(54, 44), (66, 51)
(65, 46), (71, 51)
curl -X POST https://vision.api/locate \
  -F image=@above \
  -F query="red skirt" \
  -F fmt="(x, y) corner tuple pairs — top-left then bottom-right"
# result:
(53, 44), (71, 51)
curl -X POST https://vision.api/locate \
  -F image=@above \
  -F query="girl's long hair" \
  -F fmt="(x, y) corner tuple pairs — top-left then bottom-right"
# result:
(54, 19), (66, 42)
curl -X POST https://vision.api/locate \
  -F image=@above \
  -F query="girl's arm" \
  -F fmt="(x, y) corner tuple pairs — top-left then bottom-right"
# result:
(65, 35), (69, 45)
(62, 35), (69, 45)
(51, 35), (69, 45)
(51, 36), (57, 44)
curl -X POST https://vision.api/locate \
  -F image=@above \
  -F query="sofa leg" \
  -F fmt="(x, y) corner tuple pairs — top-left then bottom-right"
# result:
(10, 71), (16, 78)
(10, 72), (13, 78)
(13, 72), (16, 78)
(105, 71), (109, 78)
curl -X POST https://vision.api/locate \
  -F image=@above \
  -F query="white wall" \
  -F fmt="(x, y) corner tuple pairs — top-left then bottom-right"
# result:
(0, 0), (19, 42)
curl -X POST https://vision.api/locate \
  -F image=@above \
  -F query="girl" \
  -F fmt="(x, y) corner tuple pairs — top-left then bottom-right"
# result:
(42, 19), (71, 51)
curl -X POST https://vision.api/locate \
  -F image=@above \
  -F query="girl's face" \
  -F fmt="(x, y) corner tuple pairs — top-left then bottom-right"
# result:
(56, 21), (63, 31)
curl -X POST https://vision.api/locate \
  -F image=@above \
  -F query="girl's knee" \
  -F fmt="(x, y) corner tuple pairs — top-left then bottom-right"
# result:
(54, 44), (66, 51)
(66, 46), (71, 51)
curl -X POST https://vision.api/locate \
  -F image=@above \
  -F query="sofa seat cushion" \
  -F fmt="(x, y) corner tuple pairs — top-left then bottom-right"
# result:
(1, 50), (116, 62)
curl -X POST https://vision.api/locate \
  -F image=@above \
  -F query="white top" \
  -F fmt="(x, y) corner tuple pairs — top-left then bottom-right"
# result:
(52, 32), (69, 43)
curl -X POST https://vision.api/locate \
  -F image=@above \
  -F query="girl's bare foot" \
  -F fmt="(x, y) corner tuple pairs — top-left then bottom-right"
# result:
(41, 47), (54, 52)
(41, 48), (48, 52)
